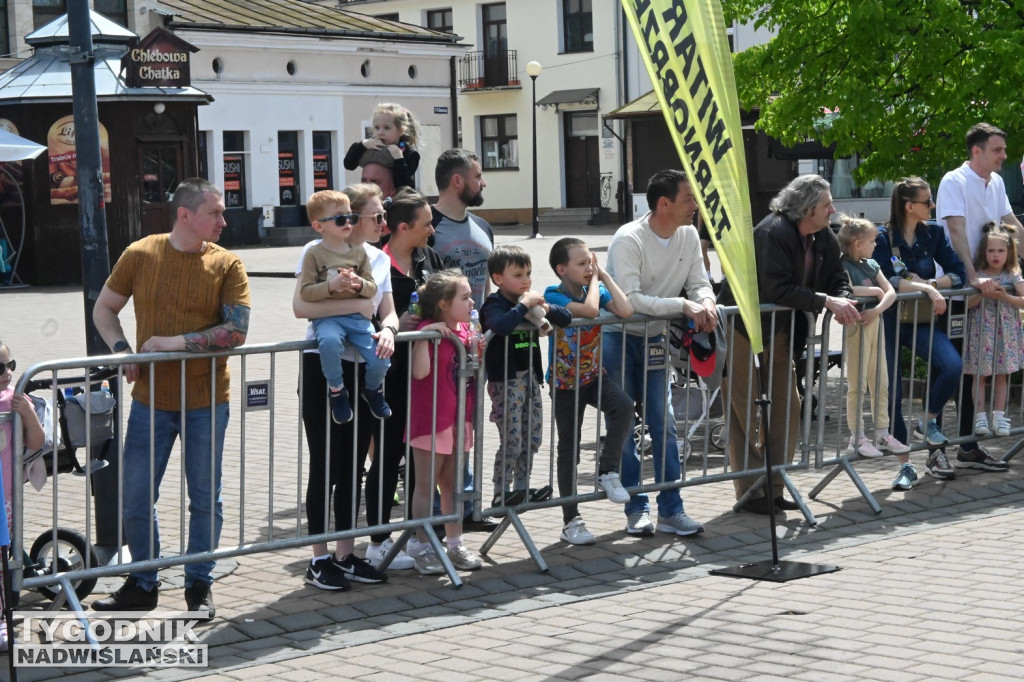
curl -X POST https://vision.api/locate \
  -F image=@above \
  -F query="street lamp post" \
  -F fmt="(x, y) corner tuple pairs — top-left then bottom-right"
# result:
(526, 60), (542, 238)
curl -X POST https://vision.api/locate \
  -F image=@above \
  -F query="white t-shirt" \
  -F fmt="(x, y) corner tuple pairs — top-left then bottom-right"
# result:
(936, 161), (1013, 259)
(295, 239), (392, 360)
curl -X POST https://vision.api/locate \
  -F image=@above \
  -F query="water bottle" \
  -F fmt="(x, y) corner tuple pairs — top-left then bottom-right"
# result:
(468, 310), (483, 364)
(408, 291), (422, 317)
(891, 255), (911, 280)
(101, 380), (111, 395)
(64, 387), (75, 399)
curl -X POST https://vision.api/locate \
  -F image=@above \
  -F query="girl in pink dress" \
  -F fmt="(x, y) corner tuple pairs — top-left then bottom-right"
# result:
(964, 223), (1024, 437)
(405, 270), (483, 574)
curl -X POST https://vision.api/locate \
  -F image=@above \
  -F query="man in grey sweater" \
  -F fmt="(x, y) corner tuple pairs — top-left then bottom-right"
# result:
(604, 169), (715, 538)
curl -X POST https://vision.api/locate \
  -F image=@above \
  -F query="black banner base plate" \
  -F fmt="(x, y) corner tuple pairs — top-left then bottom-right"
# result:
(709, 560), (840, 583)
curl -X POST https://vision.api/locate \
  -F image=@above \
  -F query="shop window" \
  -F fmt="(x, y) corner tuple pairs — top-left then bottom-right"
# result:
(222, 131), (248, 210)
(480, 114), (517, 170)
(312, 131), (333, 191)
(278, 131), (300, 206)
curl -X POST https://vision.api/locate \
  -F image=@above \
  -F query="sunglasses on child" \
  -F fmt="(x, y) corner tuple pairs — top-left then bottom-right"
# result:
(1, 360), (15, 373)
(318, 212), (386, 227)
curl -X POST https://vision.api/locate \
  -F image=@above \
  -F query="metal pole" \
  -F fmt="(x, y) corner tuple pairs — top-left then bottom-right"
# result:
(530, 73), (539, 238)
(68, 0), (112, 356)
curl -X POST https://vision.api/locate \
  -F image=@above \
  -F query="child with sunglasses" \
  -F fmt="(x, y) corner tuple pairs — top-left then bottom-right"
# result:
(298, 190), (392, 424)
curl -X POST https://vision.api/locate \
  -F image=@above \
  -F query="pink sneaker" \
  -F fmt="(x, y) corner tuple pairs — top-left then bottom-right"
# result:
(875, 434), (910, 455)
(849, 436), (883, 458)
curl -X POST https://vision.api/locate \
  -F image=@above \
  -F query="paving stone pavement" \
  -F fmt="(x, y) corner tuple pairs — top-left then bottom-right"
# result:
(4, 225), (1024, 680)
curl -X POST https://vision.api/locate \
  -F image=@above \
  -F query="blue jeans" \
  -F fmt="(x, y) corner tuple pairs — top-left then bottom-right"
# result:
(122, 401), (229, 591)
(312, 314), (390, 390)
(883, 318), (963, 444)
(602, 331), (683, 518)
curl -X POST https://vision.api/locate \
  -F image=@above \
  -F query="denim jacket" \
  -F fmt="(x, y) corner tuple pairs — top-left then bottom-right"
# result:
(874, 221), (966, 290)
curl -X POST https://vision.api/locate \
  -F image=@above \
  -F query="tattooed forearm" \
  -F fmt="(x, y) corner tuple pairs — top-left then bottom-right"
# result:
(183, 304), (250, 351)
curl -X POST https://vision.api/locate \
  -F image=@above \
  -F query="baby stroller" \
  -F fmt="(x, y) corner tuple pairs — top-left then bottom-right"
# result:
(16, 366), (118, 603)
(668, 319), (726, 462)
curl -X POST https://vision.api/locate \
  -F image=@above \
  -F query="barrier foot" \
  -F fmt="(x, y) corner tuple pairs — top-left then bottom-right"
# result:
(1000, 437), (1024, 463)
(732, 474), (767, 513)
(808, 461), (845, 499)
(808, 457), (882, 515)
(477, 515), (512, 556)
(778, 470), (817, 526)
(421, 523), (464, 588)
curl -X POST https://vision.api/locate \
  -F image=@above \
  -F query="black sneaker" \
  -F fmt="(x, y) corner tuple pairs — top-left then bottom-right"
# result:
(955, 445), (1009, 472)
(330, 389), (353, 424)
(184, 582), (216, 620)
(92, 576), (158, 611)
(305, 556), (352, 591)
(333, 553), (388, 584)
(462, 515), (500, 532)
(361, 387), (392, 419)
(528, 485), (553, 502)
(491, 489), (528, 507)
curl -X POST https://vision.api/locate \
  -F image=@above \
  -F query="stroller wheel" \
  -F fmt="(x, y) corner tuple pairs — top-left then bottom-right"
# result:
(634, 423), (653, 453)
(710, 423), (727, 451)
(29, 528), (98, 602)
(678, 438), (692, 464)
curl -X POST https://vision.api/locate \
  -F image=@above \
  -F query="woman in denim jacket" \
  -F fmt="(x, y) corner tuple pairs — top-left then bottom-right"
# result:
(873, 177), (967, 485)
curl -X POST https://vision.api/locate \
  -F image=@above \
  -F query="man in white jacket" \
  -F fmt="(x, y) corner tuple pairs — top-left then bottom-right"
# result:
(604, 169), (715, 538)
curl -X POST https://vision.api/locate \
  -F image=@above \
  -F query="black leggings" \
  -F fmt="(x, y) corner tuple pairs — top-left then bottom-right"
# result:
(301, 352), (404, 539)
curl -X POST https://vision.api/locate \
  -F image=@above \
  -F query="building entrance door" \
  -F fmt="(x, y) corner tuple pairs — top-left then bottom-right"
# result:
(564, 112), (599, 209)
(139, 141), (184, 236)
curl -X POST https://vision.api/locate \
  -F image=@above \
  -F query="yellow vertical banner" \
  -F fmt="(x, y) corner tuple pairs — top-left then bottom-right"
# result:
(619, 0), (762, 352)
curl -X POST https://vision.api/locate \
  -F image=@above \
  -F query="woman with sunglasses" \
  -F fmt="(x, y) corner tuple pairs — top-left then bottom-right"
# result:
(293, 184), (405, 590)
(0, 341), (45, 650)
(873, 177), (970, 488)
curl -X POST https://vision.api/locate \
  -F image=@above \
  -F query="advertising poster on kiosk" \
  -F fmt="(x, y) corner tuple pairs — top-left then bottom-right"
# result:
(47, 115), (112, 205)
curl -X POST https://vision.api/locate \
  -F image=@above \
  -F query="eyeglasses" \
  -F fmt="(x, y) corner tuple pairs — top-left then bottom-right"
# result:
(908, 197), (934, 205)
(361, 212), (386, 225)
(318, 213), (360, 226)
(1, 360), (15, 373)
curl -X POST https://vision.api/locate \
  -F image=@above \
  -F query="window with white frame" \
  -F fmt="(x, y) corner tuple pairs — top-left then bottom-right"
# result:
(480, 115), (518, 170)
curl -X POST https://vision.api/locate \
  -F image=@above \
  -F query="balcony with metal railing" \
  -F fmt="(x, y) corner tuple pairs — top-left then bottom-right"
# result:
(458, 49), (521, 91)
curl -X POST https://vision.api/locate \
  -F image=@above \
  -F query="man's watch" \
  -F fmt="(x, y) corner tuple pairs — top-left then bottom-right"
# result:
(112, 340), (131, 353)
(928, 279), (937, 288)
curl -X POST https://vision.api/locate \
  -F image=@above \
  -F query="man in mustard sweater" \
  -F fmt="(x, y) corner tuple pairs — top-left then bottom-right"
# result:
(91, 178), (251, 618)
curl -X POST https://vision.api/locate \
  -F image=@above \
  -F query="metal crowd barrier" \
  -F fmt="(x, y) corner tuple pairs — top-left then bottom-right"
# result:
(810, 285), (1024, 511)
(10, 331), (475, 611)
(474, 306), (826, 569)
(15, 290), (1014, 605)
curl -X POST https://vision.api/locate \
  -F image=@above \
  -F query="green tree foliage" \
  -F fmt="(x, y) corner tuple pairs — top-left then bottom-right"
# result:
(724, 0), (1024, 184)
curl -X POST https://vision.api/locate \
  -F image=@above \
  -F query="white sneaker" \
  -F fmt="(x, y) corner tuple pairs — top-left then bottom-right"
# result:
(410, 545), (444, 575)
(446, 544), (482, 570)
(994, 414), (1012, 437)
(625, 511), (655, 536)
(560, 517), (596, 545)
(365, 538), (415, 571)
(975, 413), (990, 436)
(597, 472), (631, 504)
